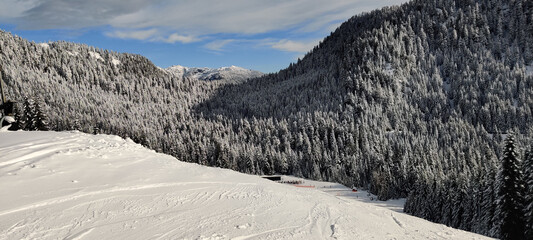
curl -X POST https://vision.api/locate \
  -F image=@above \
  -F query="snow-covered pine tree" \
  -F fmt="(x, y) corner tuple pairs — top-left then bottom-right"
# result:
(524, 145), (533, 240)
(494, 134), (526, 240)
(480, 170), (498, 238)
(22, 97), (35, 131)
(33, 97), (49, 131)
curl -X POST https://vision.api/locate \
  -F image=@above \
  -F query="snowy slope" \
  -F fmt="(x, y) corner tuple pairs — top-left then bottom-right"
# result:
(0, 131), (492, 240)
(166, 65), (263, 82)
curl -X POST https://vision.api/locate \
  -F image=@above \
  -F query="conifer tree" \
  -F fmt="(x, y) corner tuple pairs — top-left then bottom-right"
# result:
(494, 134), (526, 240)
(22, 97), (35, 131)
(33, 98), (49, 131)
(524, 145), (533, 240)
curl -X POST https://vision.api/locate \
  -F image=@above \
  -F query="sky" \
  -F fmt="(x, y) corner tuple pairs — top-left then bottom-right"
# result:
(0, 0), (408, 73)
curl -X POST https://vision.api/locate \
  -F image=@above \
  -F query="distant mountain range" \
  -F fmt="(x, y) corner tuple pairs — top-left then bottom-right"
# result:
(166, 65), (263, 82)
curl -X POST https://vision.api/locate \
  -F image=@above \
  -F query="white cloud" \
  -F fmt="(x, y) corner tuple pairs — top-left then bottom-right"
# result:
(9, 0), (153, 30)
(269, 39), (321, 53)
(0, 0), (38, 21)
(106, 30), (200, 44)
(159, 33), (200, 44)
(2, 0), (409, 37)
(203, 38), (319, 53)
(204, 39), (237, 51)
(106, 29), (159, 41)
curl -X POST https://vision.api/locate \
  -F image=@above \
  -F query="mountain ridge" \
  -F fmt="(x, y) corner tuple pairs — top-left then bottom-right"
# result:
(166, 65), (263, 82)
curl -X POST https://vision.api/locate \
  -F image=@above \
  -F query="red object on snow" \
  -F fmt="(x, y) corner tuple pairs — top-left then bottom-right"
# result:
(352, 188), (358, 192)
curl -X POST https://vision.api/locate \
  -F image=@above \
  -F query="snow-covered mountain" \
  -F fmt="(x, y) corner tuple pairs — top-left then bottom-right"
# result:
(166, 65), (263, 82)
(0, 131), (491, 239)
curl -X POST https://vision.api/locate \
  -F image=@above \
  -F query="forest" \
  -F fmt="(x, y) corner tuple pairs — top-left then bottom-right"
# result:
(1, 0), (532, 238)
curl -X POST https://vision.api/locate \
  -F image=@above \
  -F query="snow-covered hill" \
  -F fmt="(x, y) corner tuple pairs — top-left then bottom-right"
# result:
(0, 131), (491, 240)
(166, 65), (263, 82)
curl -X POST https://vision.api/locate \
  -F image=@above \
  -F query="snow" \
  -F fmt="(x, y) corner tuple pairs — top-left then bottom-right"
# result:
(166, 65), (263, 82)
(278, 175), (405, 212)
(526, 62), (533, 77)
(66, 50), (79, 56)
(37, 43), (49, 49)
(0, 116), (16, 131)
(1, 116), (15, 123)
(487, 133), (509, 141)
(384, 63), (395, 76)
(443, 81), (451, 93)
(89, 51), (103, 61)
(0, 131), (492, 240)
(111, 57), (121, 66)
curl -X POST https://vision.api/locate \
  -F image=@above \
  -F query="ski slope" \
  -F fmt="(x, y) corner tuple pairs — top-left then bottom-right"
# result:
(0, 131), (492, 240)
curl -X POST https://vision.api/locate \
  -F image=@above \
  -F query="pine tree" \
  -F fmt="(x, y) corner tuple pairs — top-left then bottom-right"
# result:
(524, 145), (533, 240)
(22, 97), (35, 131)
(33, 98), (49, 131)
(494, 134), (526, 240)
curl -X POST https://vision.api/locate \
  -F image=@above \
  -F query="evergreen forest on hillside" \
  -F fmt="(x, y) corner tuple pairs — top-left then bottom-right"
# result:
(1, 0), (532, 238)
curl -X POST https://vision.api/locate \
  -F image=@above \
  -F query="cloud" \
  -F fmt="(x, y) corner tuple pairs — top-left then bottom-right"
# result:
(2, 0), (408, 36)
(203, 38), (319, 53)
(202, 38), (319, 53)
(159, 33), (200, 44)
(204, 39), (237, 51)
(0, 0), (38, 21)
(11, 0), (153, 30)
(269, 39), (321, 53)
(106, 29), (159, 41)
(107, 29), (200, 44)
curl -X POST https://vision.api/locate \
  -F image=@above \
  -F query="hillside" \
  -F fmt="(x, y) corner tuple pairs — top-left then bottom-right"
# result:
(0, 0), (532, 238)
(0, 131), (491, 240)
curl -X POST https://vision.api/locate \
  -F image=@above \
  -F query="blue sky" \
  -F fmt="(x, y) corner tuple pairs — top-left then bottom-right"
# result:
(0, 0), (407, 73)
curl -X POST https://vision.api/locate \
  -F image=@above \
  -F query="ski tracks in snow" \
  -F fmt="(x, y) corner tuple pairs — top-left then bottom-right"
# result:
(0, 132), (492, 240)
